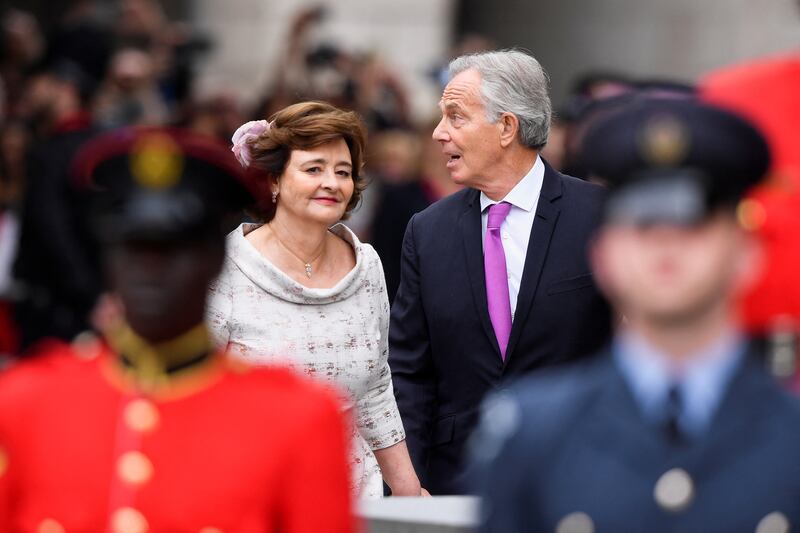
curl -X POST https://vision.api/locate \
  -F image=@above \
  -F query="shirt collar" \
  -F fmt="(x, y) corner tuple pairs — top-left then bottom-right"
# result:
(613, 327), (746, 436)
(479, 155), (544, 213)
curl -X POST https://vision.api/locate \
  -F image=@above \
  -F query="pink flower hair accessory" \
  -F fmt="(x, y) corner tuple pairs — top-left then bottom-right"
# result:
(231, 119), (271, 168)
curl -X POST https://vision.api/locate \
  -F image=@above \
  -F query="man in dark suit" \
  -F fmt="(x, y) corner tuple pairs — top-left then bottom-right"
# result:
(469, 98), (800, 532)
(389, 49), (612, 495)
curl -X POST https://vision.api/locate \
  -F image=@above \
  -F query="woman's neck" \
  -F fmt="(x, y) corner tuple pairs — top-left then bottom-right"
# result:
(268, 210), (330, 263)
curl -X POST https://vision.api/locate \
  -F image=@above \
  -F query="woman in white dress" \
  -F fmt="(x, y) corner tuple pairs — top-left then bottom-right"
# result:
(207, 101), (424, 498)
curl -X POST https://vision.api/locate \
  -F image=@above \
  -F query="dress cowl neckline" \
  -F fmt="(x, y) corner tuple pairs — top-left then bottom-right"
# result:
(227, 223), (367, 305)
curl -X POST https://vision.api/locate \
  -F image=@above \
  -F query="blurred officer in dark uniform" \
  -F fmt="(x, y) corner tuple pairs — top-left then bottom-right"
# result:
(468, 99), (800, 533)
(12, 59), (103, 350)
(0, 128), (355, 532)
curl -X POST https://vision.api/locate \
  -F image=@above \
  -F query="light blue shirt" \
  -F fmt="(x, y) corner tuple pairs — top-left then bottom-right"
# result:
(613, 328), (746, 438)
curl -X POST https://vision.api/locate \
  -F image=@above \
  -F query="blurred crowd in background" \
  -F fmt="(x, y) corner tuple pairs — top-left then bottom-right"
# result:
(0, 0), (796, 358)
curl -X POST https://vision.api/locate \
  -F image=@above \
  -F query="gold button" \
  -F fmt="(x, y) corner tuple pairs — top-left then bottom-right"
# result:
(199, 528), (224, 533)
(654, 468), (694, 512)
(117, 451), (154, 486)
(111, 507), (149, 533)
(37, 519), (66, 533)
(72, 331), (102, 359)
(555, 511), (594, 533)
(124, 399), (160, 433)
(756, 512), (790, 533)
(0, 447), (8, 479)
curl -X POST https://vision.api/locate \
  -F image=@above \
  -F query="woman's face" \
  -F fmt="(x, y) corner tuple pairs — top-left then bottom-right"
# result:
(274, 138), (355, 226)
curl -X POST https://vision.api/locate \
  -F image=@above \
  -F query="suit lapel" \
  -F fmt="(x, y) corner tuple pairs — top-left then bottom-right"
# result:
(459, 189), (501, 355)
(505, 163), (563, 361)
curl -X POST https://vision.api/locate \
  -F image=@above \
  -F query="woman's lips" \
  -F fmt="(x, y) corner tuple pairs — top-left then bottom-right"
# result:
(313, 197), (340, 205)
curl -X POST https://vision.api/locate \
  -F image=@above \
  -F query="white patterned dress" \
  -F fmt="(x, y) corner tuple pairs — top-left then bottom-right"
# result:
(206, 223), (406, 499)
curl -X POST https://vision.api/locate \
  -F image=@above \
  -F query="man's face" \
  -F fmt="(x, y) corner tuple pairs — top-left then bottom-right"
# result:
(592, 212), (757, 327)
(105, 238), (223, 342)
(432, 68), (502, 189)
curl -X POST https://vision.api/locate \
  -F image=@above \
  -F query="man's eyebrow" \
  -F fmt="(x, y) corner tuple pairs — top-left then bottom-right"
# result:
(442, 101), (463, 112)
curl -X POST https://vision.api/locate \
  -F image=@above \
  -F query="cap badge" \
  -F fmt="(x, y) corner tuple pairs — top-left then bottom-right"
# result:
(130, 132), (184, 190)
(639, 114), (690, 166)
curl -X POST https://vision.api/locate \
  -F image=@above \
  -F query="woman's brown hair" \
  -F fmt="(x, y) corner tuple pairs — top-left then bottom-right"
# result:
(247, 101), (368, 221)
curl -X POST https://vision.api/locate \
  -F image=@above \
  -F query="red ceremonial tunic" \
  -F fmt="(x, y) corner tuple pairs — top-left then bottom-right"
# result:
(702, 55), (800, 331)
(0, 338), (355, 533)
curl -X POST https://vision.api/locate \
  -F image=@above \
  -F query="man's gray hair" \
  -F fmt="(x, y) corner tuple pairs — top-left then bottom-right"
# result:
(449, 49), (551, 149)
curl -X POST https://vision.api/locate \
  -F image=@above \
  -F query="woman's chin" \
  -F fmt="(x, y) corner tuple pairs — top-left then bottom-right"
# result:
(305, 208), (346, 227)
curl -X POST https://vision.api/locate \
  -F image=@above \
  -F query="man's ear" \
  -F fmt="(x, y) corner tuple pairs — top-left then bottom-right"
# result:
(498, 112), (519, 148)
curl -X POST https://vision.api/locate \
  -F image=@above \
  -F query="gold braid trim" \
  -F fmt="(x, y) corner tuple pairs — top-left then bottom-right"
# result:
(105, 322), (213, 390)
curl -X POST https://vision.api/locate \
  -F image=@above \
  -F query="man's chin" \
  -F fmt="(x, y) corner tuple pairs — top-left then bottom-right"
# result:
(449, 172), (468, 186)
(641, 300), (719, 328)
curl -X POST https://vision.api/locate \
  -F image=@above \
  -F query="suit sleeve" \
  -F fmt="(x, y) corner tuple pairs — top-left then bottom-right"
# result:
(278, 388), (356, 533)
(388, 214), (436, 482)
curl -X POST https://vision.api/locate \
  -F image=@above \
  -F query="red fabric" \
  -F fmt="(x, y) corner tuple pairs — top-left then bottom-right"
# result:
(51, 111), (92, 134)
(701, 55), (800, 332)
(0, 342), (356, 533)
(0, 302), (18, 355)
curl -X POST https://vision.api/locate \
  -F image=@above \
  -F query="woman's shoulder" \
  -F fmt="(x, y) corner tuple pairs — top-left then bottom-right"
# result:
(329, 224), (380, 265)
(225, 222), (262, 250)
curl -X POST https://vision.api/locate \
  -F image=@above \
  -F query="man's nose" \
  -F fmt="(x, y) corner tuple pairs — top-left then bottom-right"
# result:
(432, 117), (448, 142)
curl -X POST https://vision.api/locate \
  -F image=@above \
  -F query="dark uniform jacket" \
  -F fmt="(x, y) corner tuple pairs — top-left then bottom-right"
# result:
(469, 347), (800, 532)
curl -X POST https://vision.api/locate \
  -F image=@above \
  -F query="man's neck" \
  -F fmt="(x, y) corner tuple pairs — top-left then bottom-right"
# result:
(624, 305), (737, 363)
(480, 147), (539, 201)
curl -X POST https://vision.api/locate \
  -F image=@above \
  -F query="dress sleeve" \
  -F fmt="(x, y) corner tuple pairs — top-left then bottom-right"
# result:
(356, 251), (406, 450)
(278, 386), (356, 533)
(206, 259), (235, 348)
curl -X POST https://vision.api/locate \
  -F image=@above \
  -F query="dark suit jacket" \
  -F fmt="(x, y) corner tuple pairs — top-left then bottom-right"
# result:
(469, 348), (800, 532)
(388, 162), (612, 494)
(13, 125), (102, 349)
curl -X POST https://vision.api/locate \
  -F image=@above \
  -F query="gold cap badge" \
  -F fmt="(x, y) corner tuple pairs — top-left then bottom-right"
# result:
(639, 114), (690, 167)
(130, 132), (184, 190)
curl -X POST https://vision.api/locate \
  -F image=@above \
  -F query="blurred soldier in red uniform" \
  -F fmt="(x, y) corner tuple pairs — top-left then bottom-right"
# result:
(0, 128), (355, 532)
(702, 54), (800, 359)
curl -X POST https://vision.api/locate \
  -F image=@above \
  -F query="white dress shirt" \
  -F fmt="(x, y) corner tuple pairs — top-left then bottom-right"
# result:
(480, 156), (545, 318)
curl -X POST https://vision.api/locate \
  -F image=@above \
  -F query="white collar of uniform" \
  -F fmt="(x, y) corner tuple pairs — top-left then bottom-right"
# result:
(479, 155), (544, 213)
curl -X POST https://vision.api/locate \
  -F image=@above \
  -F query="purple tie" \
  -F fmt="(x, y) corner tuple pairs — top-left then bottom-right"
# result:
(484, 202), (513, 359)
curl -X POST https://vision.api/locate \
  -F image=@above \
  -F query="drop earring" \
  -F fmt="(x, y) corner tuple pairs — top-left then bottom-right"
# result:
(271, 190), (278, 204)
